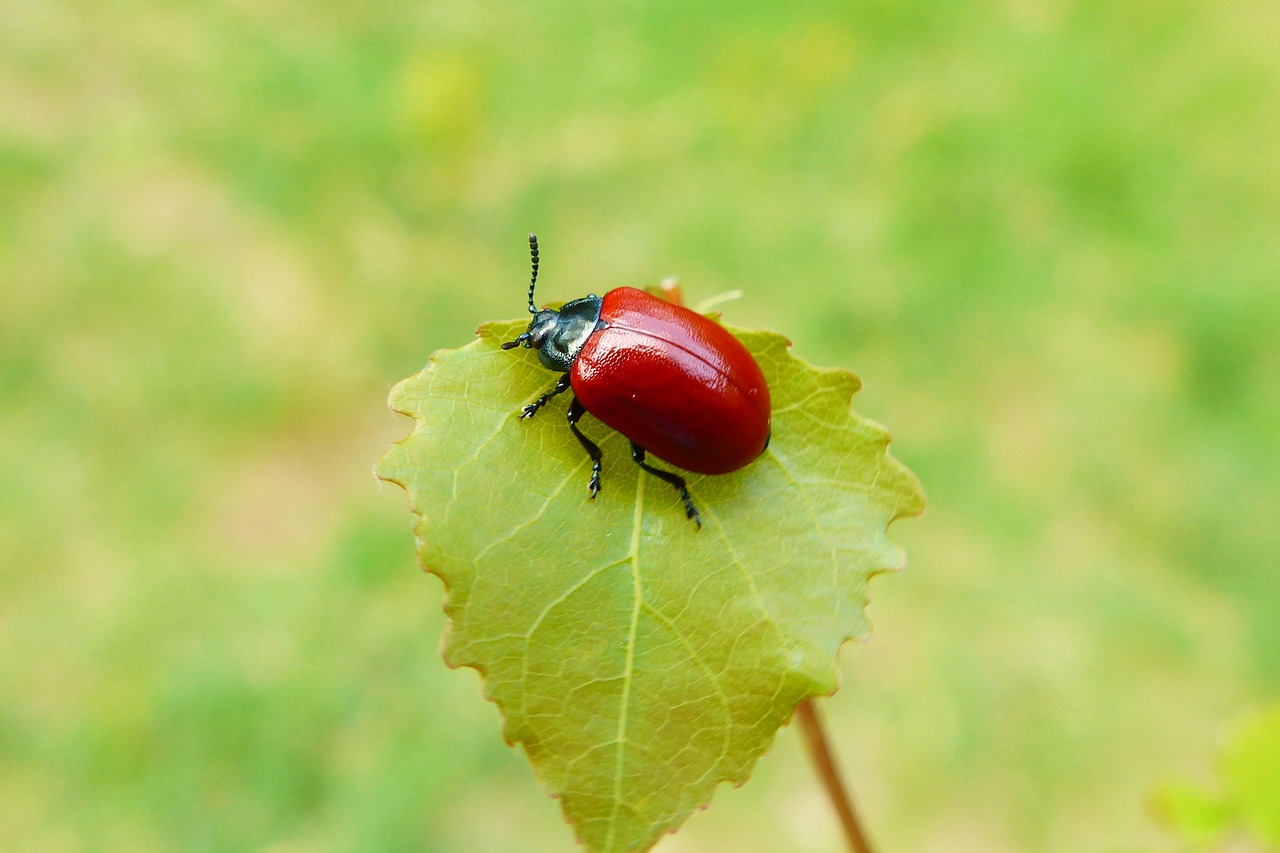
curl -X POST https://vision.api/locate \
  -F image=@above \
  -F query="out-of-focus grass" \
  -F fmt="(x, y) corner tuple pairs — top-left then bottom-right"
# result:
(2, 1), (1277, 851)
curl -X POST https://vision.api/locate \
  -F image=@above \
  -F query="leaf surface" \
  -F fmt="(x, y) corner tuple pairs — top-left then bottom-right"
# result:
(377, 317), (924, 852)
(1221, 704), (1280, 845)
(1155, 703), (1280, 848)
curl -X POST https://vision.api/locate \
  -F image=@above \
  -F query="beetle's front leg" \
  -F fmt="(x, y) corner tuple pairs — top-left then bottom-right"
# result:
(521, 374), (572, 420)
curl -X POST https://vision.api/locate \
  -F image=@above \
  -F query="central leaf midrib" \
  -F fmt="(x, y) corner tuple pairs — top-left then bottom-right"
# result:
(604, 470), (647, 850)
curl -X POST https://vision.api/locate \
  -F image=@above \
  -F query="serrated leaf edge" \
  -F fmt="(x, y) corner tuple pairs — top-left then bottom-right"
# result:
(375, 318), (925, 852)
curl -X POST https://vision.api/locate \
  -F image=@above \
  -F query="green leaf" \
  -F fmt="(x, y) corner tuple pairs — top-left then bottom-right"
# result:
(1152, 703), (1280, 850)
(1221, 704), (1280, 846)
(377, 317), (924, 852)
(1151, 779), (1228, 845)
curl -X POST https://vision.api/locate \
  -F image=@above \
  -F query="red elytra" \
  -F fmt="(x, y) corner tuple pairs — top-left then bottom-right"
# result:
(501, 234), (771, 526)
(572, 287), (770, 475)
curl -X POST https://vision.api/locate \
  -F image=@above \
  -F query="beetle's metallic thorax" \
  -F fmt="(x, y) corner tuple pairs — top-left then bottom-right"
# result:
(528, 295), (603, 372)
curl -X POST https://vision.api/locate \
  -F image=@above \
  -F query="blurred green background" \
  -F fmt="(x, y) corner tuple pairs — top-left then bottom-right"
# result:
(3, 0), (1278, 850)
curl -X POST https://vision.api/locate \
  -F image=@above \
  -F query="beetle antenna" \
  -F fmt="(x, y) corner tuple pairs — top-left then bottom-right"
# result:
(526, 233), (540, 314)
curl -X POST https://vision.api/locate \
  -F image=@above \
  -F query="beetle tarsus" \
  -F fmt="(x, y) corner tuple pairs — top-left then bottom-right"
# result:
(567, 397), (604, 498)
(587, 460), (602, 500)
(630, 442), (701, 530)
(522, 374), (572, 419)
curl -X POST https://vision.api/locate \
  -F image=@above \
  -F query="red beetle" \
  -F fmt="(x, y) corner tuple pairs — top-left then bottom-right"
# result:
(502, 234), (771, 527)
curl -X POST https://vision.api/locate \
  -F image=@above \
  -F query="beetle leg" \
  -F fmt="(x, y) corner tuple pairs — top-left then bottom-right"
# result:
(521, 374), (572, 419)
(566, 397), (603, 499)
(629, 442), (701, 530)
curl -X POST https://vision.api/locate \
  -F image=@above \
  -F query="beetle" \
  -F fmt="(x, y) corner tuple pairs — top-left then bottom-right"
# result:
(501, 234), (771, 528)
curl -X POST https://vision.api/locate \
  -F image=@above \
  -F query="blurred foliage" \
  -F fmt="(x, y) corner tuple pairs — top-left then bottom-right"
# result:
(1, 0), (1278, 851)
(1154, 703), (1280, 850)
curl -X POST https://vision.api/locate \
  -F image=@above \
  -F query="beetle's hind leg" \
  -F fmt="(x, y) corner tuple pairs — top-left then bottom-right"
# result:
(521, 374), (571, 419)
(567, 397), (603, 499)
(629, 442), (701, 529)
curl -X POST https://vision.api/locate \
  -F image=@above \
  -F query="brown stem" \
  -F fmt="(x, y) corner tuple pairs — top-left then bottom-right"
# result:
(795, 698), (876, 853)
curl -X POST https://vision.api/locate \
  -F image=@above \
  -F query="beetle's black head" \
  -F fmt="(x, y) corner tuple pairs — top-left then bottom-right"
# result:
(500, 234), (603, 371)
(501, 297), (603, 372)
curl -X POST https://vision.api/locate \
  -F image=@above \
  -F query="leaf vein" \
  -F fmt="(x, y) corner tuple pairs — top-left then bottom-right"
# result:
(763, 448), (843, 624)
(603, 470), (647, 851)
(475, 462), (585, 562)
